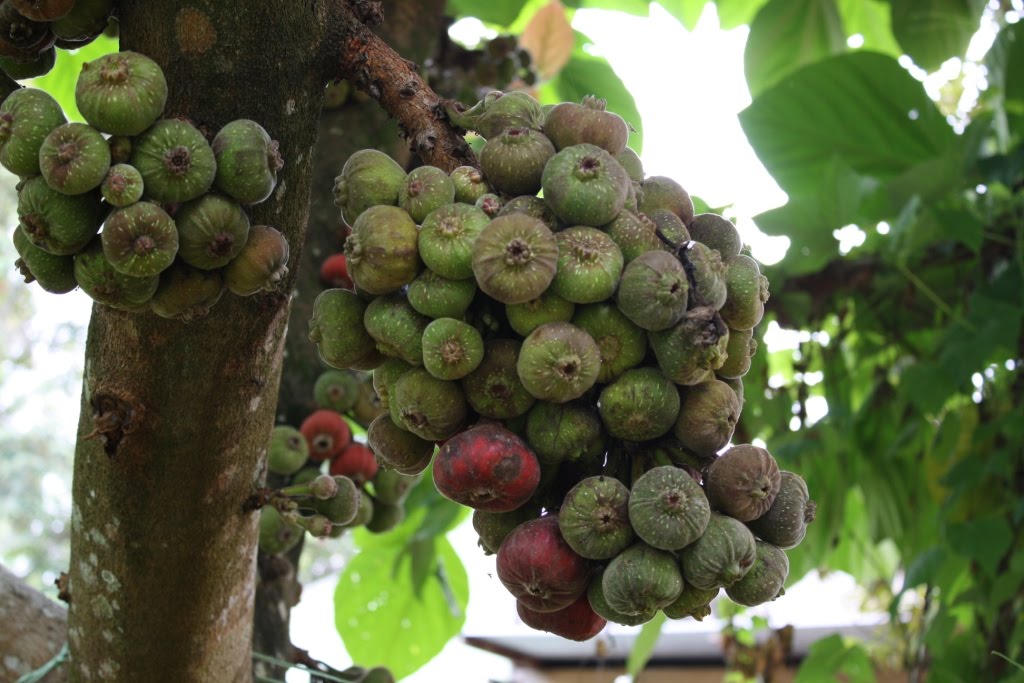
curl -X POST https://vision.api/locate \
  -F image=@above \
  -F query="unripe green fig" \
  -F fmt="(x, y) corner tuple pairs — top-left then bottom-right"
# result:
(267, 425), (309, 475)
(517, 322), (601, 403)
(599, 368), (680, 442)
(344, 205), (420, 294)
(17, 176), (101, 255)
(446, 90), (545, 139)
(747, 471), (816, 549)
(628, 465), (710, 551)
(333, 149), (406, 225)
(0, 45), (55, 79)
(638, 176), (694, 226)
(551, 227), (623, 305)
(450, 165), (491, 204)
(0, 87), (64, 177)
(673, 379), (740, 456)
(101, 201), (178, 277)
(308, 288), (379, 370)
(363, 292), (431, 365)
(679, 512), (757, 590)
(398, 165), (455, 223)
(314, 370), (361, 413)
(223, 225), (290, 296)
(101, 163), (145, 207)
(544, 96), (629, 155)
(418, 203), (489, 281)
(175, 193), (250, 270)
(688, 213), (742, 259)
(725, 540), (789, 606)
(211, 119), (283, 204)
(149, 261), (225, 322)
(50, 0), (114, 41)
(480, 126), (555, 196)
(11, 225), (76, 294)
(649, 306), (729, 385)
(74, 237), (159, 310)
(507, 291), (575, 337)
(497, 195), (562, 233)
(559, 475), (634, 560)
(602, 542), (683, 616)
(617, 250), (688, 331)
(407, 269), (477, 319)
(704, 444), (781, 522)
(258, 505), (302, 555)
(38, 122), (110, 195)
(131, 118), (216, 203)
(75, 50), (168, 136)
(541, 144), (629, 227)
(472, 214), (558, 305)
(720, 254), (769, 331)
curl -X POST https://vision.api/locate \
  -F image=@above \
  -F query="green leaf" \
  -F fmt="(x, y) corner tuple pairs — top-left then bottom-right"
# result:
(563, 0), (652, 15)
(836, 0), (902, 58)
(626, 611), (666, 678)
(744, 0), (846, 98)
(656, 0), (710, 30)
(795, 635), (876, 683)
(739, 52), (956, 197)
(715, 0), (770, 29)
(946, 516), (1013, 577)
(447, 0), (530, 25)
(538, 32), (643, 151)
(31, 36), (119, 122)
(889, 0), (984, 72)
(335, 536), (468, 680)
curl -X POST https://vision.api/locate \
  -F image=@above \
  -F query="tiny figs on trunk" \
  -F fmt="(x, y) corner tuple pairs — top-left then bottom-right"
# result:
(674, 379), (741, 457)
(517, 322), (601, 403)
(211, 119), (283, 205)
(101, 163), (144, 207)
(680, 512), (757, 590)
(175, 193), (250, 269)
(704, 444), (781, 522)
(628, 465), (710, 551)
(461, 339), (537, 419)
(372, 468), (423, 506)
(496, 515), (591, 612)
(312, 476), (361, 525)
(389, 368), (468, 441)
(599, 367), (680, 442)
(746, 471), (816, 549)
(602, 542), (683, 616)
(572, 302), (646, 383)
(259, 505), (302, 556)
(149, 261), (225, 321)
(649, 306), (730, 386)
(663, 584), (719, 621)
(398, 165), (455, 223)
(617, 250), (689, 331)
(223, 225), (289, 296)
(587, 571), (655, 626)
(725, 540), (789, 607)
(525, 401), (605, 465)
(552, 227), (624, 304)
(363, 292), (431, 366)
(717, 327), (756, 379)
(497, 195), (562, 233)
(101, 201), (178, 277)
(558, 475), (634, 560)
(603, 211), (664, 264)
(38, 122), (111, 195)
(17, 175), (101, 255)
(688, 213), (742, 259)
(12, 225), (76, 294)
(473, 505), (538, 555)
(300, 409), (351, 462)
(448, 90), (546, 140)
(472, 214), (558, 305)
(480, 126), (556, 196)
(541, 143), (629, 227)
(73, 237), (160, 310)
(407, 267), (477, 319)
(345, 204), (421, 294)
(366, 413), (435, 475)
(308, 288), (379, 370)
(130, 118), (216, 203)
(75, 50), (168, 136)
(267, 425), (309, 476)
(314, 370), (360, 414)
(434, 423), (541, 512)
(421, 317), (485, 380)
(638, 176), (695, 226)
(418, 202), (491, 281)
(544, 96), (629, 155)
(506, 291), (575, 337)
(333, 149), (406, 225)
(475, 193), (502, 218)
(720, 254), (769, 331)
(0, 87), (66, 177)
(517, 594), (606, 641)
(684, 242), (728, 310)
(451, 165), (491, 204)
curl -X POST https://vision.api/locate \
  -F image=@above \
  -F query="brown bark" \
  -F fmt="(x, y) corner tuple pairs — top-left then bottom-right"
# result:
(65, 3), (327, 681)
(0, 564), (67, 683)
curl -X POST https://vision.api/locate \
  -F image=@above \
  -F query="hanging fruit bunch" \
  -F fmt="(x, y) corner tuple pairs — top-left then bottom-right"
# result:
(2, 32), (289, 319)
(315, 89), (815, 641)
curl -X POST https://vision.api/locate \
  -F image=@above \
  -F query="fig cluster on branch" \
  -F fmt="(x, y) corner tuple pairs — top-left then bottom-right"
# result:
(310, 89), (814, 640)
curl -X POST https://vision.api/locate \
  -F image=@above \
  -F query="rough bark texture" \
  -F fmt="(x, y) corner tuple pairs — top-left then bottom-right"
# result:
(66, 3), (327, 682)
(0, 564), (67, 683)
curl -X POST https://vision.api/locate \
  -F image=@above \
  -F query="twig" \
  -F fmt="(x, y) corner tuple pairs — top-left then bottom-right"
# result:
(324, 1), (476, 172)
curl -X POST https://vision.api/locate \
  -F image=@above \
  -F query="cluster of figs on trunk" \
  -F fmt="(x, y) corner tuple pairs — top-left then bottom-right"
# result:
(0, 0), (117, 81)
(2, 46), (289, 320)
(311, 89), (814, 640)
(258, 369), (424, 555)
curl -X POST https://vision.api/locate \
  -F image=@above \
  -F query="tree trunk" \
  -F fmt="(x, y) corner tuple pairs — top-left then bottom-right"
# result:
(66, 3), (326, 681)
(0, 564), (67, 683)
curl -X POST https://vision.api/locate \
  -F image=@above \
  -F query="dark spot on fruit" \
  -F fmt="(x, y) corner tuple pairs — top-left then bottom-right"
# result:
(492, 454), (521, 482)
(133, 235), (156, 255)
(165, 146), (193, 175)
(504, 238), (533, 265)
(313, 434), (334, 453)
(209, 233), (235, 257)
(56, 142), (78, 163)
(408, 180), (423, 197)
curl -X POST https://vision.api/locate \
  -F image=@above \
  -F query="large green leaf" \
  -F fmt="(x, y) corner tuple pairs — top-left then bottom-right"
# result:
(744, 0), (846, 98)
(739, 52), (955, 197)
(986, 22), (1024, 114)
(655, 0), (710, 30)
(836, 0), (901, 57)
(714, 0), (770, 28)
(31, 35), (118, 122)
(889, 0), (984, 72)
(626, 611), (666, 679)
(946, 516), (1013, 577)
(538, 32), (643, 151)
(795, 634), (877, 683)
(334, 535), (469, 680)
(447, 0), (530, 26)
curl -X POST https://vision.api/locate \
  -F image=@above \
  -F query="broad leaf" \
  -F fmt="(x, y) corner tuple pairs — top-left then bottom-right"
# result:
(739, 52), (955, 197)
(836, 0), (902, 57)
(334, 536), (469, 680)
(626, 611), (666, 679)
(795, 635), (877, 683)
(714, 0), (770, 28)
(889, 0), (984, 72)
(520, 0), (576, 79)
(946, 516), (1013, 577)
(744, 0), (846, 98)
(986, 22), (1024, 113)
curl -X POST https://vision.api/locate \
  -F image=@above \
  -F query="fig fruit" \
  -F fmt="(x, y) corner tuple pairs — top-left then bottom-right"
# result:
(602, 542), (683, 616)
(308, 288), (378, 370)
(175, 193), (250, 269)
(17, 175), (101, 255)
(100, 163), (145, 207)
(149, 261), (225, 321)
(541, 143), (629, 227)
(389, 368), (467, 441)
(558, 475), (634, 560)
(551, 226), (623, 304)
(434, 423), (541, 512)
(571, 302), (646, 383)
(417, 203), (490, 280)
(101, 201), (178, 277)
(471, 213), (558, 305)
(131, 118), (216, 203)
(0, 87), (65, 177)
(628, 465), (710, 551)
(398, 165), (455, 223)
(544, 96), (629, 155)
(673, 379), (740, 456)
(223, 225), (290, 296)
(616, 250), (688, 331)
(517, 322), (601, 403)
(38, 122), (110, 195)
(366, 413), (435, 475)
(267, 425), (309, 476)
(421, 317), (485, 380)
(496, 515), (590, 612)
(333, 149), (406, 225)
(344, 204), (421, 294)
(461, 339), (537, 419)
(480, 126), (555, 196)
(649, 306), (730, 386)
(517, 594), (606, 641)
(211, 119), (283, 204)
(506, 291), (575, 337)
(688, 213), (742, 259)
(679, 512), (757, 590)
(747, 471), (815, 549)
(704, 444), (781, 522)
(75, 50), (168, 136)
(599, 368), (680, 442)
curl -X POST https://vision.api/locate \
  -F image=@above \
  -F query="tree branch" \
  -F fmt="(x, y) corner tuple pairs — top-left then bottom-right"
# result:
(324, 1), (476, 172)
(0, 563), (67, 682)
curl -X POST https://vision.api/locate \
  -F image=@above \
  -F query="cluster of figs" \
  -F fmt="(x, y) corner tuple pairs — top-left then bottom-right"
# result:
(313, 88), (816, 640)
(0, 0), (116, 81)
(1, 47), (289, 319)
(257, 367), (426, 554)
